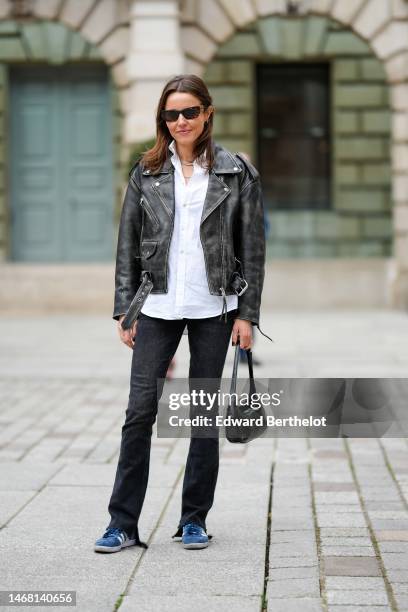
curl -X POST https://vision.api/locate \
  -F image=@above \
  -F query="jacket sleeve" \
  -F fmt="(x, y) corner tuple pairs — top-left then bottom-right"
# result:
(235, 176), (266, 327)
(112, 173), (143, 321)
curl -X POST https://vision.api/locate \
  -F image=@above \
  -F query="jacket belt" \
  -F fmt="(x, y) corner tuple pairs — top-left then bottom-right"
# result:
(230, 272), (248, 297)
(218, 271), (249, 323)
(121, 270), (274, 343)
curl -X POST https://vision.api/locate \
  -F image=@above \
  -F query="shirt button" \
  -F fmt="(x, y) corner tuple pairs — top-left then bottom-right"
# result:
(155, 181), (160, 186)
(234, 167), (238, 170)
(224, 187), (228, 191)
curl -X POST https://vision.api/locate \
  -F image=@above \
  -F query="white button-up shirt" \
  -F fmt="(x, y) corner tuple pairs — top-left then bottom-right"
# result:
(141, 139), (238, 320)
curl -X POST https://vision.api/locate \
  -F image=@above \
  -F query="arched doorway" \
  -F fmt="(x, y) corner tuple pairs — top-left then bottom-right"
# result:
(203, 15), (392, 260)
(0, 13), (127, 262)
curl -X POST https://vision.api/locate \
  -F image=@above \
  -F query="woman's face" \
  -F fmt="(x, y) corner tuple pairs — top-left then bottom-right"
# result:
(164, 92), (212, 151)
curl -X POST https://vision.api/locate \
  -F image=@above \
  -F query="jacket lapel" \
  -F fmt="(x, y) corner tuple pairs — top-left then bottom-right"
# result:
(150, 171), (175, 219)
(142, 155), (175, 219)
(140, 140), (242, 222)
(200, 171), (231, 226)
(200, 141), (242, 226)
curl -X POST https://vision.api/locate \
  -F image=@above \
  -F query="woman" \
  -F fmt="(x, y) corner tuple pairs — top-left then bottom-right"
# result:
(94, 74), (268, 553)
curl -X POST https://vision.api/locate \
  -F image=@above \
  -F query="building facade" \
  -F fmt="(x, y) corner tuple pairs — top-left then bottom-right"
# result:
(0, 0), (408, 308)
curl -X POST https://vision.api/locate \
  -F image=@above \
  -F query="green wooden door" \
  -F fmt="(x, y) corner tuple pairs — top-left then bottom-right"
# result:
(10, 65), (114, 261)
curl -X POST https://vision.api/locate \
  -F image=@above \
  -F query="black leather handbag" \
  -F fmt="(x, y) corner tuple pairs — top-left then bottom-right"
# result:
(225, 343), (267, 443)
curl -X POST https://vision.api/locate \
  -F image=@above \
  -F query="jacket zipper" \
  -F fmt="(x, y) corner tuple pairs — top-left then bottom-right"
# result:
(219, 205), (228, 323)
(164, 202), (175, 293)
(148, 172), (174, 292)
(199, 227), (212, 292)
(140, 196), (160, 228)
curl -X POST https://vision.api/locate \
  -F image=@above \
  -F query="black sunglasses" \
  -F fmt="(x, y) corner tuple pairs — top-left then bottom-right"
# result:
(161, 105), (205, 122)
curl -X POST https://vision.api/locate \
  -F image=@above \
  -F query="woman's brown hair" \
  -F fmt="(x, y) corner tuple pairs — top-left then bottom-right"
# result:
(140, 74), (215, 175)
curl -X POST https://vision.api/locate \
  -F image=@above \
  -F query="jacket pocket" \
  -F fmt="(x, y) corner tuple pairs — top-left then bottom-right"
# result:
(141, 240), (157, 259)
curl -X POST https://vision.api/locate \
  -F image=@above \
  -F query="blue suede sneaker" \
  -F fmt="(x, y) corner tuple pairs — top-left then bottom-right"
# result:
(181, 523), (209, 549)
(94, 527), (136, 553)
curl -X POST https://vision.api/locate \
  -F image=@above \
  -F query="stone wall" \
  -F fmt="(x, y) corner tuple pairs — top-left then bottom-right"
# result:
(204, 16), (392, 258)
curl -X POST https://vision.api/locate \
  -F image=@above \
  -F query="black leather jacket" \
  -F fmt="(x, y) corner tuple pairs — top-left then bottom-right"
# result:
(113, 140), (271, 338)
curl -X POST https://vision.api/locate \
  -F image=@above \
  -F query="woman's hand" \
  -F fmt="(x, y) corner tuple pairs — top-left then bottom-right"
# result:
(231, 318), (253, 350)
(118, 315), (138, 349)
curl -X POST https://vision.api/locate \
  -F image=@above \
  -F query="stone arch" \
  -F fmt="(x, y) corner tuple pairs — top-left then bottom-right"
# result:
(181, 0), (408, 74)
(180, 0), (408, 307)
(0, 0), (131, 87)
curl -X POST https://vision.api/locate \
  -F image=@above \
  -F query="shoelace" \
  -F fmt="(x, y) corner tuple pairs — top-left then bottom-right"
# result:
(103, 527), (149, 549)
(184, 524), (204, 536)
(103, 528), (123, 538)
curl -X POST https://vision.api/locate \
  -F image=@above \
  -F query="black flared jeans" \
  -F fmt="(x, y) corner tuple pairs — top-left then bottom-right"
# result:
(106, 309), (237, 543)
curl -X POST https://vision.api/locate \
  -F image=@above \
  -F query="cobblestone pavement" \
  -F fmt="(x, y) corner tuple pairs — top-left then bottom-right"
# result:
(0, 310), (407, 612)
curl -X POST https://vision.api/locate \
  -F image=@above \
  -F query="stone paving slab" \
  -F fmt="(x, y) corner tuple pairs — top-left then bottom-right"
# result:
(267, 577), (320, 599)
(326, 589), (389, 605)
(325, 576), (388, 590)
(269, 541), (318, 557)
(270, 530), (316, 544)
(380, 553), (408, 569)
(268, 566), (320, 581)
(262, 598), (324, 612)
(0, 461), (61, 490)
(387, 570), (408, 583)
(269, 556), (319, 568)
(1, 311), (408, 610)
(319, 528), (371, 537)
(321, 546), (376, 556)
(0, 490), (37, 527)
(323, 555), (382, 576)
(320, 537), (372, 546)
(47, 458), (180, 489)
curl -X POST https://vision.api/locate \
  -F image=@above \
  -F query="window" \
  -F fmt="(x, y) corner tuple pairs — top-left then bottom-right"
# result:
(257, 63), (331, 210)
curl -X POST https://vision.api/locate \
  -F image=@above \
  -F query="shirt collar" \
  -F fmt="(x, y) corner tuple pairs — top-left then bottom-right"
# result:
(169, 139), (207, 173)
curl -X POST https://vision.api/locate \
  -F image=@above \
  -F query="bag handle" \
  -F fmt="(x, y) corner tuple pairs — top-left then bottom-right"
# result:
(246, 348), (254, 380)
(246, 348), (256, 396)
(230, 343), (240, 396)
(229, 339), (256, 396)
